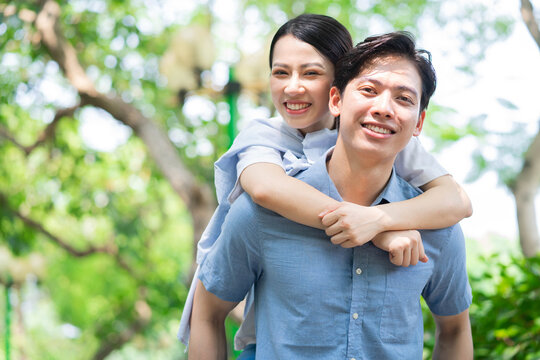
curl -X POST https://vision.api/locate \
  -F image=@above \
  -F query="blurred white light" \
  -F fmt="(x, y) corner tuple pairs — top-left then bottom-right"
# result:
(79, 107), (132, 152)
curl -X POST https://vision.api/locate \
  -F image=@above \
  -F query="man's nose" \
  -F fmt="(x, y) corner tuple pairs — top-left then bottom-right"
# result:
(371, 92), (394, 119)
(284, 74), (305, 95)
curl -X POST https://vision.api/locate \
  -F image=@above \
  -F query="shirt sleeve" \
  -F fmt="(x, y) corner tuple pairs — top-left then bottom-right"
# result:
(394, 137), (448, 188)
(422, 225), (472, 316)
(198, 195), (263, 303)
(228, 146), (284, 203)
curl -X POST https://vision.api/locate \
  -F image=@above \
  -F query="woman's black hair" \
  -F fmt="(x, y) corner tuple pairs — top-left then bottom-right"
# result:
(268, 14), (353, 68)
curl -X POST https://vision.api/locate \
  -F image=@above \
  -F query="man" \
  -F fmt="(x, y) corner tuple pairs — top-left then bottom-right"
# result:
(189, 32), (473, 359)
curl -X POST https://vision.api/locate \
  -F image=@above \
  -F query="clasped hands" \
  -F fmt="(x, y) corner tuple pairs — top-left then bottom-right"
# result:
(319, 201), (428, 267)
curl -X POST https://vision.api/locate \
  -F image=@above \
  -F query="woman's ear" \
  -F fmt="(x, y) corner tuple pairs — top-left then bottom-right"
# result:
(329, 87), (342, 117)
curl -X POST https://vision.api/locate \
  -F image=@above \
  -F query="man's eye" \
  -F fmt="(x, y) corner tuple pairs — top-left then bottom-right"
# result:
(398, 96), (414, 104)
(360, 87), (375, 94)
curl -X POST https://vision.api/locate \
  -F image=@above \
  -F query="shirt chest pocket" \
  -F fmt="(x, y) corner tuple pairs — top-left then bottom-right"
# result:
(380, 265), (432, 344)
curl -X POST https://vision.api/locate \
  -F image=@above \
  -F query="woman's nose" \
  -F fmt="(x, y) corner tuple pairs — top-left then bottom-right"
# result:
(284, 74), (305, 95)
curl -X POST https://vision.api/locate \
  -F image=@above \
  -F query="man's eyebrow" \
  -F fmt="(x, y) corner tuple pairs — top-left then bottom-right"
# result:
(360, 77), (419, 98)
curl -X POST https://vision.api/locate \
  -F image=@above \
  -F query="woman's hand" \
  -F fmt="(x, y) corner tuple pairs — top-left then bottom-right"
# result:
(319, 202), (386, 248)
(372, 230), (428, 266)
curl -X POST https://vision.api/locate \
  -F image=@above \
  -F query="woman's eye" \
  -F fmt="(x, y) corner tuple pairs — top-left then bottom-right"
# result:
(304, 71), (319, 76)
(272, 70), (287, 76)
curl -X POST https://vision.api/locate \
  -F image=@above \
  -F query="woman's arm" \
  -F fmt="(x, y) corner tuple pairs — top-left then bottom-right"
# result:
(243, 161), (471, 238)
(390, 174), (472, 229)
(321, 175), (472, 243)
(241, 162), (390, 243)
(240, 162), (341, 229)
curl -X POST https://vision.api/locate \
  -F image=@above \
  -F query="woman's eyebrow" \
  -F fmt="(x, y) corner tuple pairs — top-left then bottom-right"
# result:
(272, 62), (326, 69)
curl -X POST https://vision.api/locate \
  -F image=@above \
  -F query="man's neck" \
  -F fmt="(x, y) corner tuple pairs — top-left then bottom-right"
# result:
(327, 143), (395, 206)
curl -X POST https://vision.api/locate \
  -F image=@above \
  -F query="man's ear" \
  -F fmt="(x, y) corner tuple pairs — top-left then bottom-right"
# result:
(329, 86), (342, 117)
(413, 110), (425, 136)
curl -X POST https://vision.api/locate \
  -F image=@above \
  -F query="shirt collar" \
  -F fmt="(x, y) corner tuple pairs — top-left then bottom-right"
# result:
(370, 167), (417, 205)
(305, 147), (420, 205)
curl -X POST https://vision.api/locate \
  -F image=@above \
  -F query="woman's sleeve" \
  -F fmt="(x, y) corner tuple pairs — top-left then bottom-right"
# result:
(394, 137), (449, 188)
(214, 118), (301, 205)
(227, 146), (284, 203)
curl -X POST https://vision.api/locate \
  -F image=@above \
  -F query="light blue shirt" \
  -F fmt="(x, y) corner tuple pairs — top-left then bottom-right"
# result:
(179, 116), (448, 347)
(199, 151), (472, 359)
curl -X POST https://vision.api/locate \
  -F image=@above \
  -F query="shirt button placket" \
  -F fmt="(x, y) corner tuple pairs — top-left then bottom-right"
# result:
(348, 249), (366, 360)
(352, 268), (361, 320)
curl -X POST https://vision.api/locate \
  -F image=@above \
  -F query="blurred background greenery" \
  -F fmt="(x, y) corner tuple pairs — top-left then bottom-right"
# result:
(0, 0), (539, 359)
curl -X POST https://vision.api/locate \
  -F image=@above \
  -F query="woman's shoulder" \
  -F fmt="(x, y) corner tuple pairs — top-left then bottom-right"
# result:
(243, 116), (296, 136)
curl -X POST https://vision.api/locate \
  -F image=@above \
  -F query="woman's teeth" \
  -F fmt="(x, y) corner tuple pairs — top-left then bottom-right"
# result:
(286, 103), (310, 110)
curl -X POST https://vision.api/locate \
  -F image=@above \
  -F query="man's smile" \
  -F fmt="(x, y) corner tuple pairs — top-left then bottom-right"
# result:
(362, 124), (394, 134)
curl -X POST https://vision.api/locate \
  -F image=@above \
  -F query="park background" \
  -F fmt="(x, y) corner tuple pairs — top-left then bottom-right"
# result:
(1, 0), (539, 359)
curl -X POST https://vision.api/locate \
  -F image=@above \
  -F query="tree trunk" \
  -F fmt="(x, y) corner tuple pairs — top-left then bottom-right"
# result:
(512, 128), (540, 257)
(513, 0), (540, 257)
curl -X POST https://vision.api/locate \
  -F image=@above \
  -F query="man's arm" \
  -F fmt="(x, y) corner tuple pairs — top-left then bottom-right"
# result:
(188, 280), (239, 360)
(432, 309), (473, 360)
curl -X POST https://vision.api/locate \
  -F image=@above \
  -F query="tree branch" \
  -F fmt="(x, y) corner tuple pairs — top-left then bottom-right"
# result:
(35, 0), (97, 97)
(0, 126), (28, 153)
(92, 295), (152, 360)
(521, 0), (540, 51)
(0, 103), (82, 155)
(25, 103), (82, 154)
(0, 193), (144, 276)
(0, 193), (111, 257)
(35, 0), (216, 255)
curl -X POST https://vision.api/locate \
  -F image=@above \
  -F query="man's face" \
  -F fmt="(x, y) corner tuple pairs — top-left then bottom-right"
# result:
(329, 56), (425, 163)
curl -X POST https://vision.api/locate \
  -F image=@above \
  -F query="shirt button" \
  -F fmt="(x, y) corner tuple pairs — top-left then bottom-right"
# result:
(355, 268), (362, 275)
(352, 313), (359, 320)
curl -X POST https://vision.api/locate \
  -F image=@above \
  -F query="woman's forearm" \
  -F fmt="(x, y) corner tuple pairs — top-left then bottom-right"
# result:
(378, 175), (472, 231)
(240, 163), (339, 229)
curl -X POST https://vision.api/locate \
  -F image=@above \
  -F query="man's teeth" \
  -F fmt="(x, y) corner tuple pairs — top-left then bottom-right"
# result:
(286, 103), (310, 110)
(364, 124), (391, 134)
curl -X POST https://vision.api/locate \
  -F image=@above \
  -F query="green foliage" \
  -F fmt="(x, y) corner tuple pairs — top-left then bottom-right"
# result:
(0, 100), (192, 357)
(244, 0), (437, 41)
(470, 254), (540, 359)
(422, 250), (540, 359)
(431, 0), (514, 73)
(465, 121), (531, 188)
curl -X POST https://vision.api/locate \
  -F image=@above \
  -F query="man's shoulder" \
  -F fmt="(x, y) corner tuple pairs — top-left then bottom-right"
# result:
(295, 152), (336, 196)
(393, 172), (424, 199)
(229, 192), (279, 221)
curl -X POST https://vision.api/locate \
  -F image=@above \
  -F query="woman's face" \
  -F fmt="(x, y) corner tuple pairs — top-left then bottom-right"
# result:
(270, 35), (335, 134)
